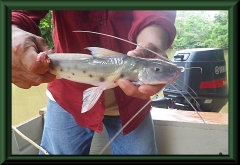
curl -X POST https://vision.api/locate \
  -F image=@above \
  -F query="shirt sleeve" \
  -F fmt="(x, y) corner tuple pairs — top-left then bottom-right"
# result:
(129, 10), (177, 49)
(12, 10), (49, 36)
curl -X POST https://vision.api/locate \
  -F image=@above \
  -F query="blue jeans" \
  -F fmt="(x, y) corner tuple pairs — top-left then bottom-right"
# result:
(39, 99), (158, 155)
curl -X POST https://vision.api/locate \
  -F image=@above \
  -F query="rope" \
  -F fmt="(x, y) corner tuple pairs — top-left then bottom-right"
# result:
(12, 125), (49, 155)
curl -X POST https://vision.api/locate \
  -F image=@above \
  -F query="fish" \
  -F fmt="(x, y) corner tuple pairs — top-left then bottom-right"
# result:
(33, 31), (225, 155)
(38, 47), (183, 113)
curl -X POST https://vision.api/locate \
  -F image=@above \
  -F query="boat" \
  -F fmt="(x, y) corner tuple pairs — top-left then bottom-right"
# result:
(12, 107), (228, 155)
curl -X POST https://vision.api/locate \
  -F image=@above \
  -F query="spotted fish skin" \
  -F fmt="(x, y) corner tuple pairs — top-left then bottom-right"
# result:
(45, 47), (183, 113)
(49, 54), (130, 89)
(48, 49), (181, 88)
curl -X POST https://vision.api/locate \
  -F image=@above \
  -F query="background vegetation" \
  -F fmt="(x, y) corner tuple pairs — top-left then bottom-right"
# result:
(171, 10), (228, 50)
(39, 10), (228, 50)
(39, 11), (54, 48)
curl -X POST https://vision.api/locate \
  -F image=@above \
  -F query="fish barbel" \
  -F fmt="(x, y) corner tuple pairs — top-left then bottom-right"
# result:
(40, 47), (183, 113)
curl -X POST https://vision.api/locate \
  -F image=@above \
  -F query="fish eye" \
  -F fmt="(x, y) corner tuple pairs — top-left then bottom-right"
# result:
(155, 68), (160, 72)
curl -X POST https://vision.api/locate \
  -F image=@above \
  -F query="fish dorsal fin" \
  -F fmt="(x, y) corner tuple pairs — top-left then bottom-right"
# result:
(85, 47), (124, 58)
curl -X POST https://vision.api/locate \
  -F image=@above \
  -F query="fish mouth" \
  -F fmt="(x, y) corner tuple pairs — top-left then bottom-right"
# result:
(171, 67), (184, 82)
(172, 76), (179, 82)
(149, 74), (180, 85)
(172, 70), (182, 82)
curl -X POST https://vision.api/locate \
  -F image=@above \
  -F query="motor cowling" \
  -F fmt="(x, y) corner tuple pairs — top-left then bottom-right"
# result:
(152, 48), (228, 112)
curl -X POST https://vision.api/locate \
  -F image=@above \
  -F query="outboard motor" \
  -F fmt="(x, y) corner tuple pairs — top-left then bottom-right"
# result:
(151, 48), (228, 112)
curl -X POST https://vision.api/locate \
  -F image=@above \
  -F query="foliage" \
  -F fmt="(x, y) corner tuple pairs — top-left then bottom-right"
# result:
(39, 10), (228, 50)
(39, 11), (54, 49)
(171, 10), (228, 50)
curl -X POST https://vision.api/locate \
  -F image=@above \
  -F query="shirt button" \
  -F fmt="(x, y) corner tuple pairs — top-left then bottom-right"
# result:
(100, 21), (104, 25)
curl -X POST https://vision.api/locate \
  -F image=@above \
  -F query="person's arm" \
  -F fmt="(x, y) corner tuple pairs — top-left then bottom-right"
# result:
(127, 24), (169, 59)
(12, 10), (49, 36)
(12, 11), (55, 89)
(117, 10), (177, 99)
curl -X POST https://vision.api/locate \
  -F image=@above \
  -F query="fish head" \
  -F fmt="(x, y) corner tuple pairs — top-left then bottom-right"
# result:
(138, 59), (183, 85)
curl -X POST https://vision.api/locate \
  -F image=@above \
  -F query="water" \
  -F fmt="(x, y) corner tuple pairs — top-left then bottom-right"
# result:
(12, 83), (48, 126)
(12, 49), (229, 126)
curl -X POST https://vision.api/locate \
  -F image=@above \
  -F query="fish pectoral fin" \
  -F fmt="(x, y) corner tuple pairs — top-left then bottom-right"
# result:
(81, 87), (104, 113)
(85, 47), (125, 58)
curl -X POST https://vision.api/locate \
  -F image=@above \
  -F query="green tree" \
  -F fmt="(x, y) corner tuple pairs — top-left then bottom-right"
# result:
(39, 11), (54, 48)
(171, 10), (228, 50)
(210, 11), (228, 49)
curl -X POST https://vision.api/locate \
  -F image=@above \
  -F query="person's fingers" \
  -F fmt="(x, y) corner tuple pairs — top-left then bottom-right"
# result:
(138, 84), (166, 96)
(127, 42), (168, 60)
(20, 46), (50, 74)
(12, 63), (56, 89)
(12, 76), (40, 89)
(35, 36), (54, 53)
(12, 26), (56, 89)
(117, 79), (150, 99)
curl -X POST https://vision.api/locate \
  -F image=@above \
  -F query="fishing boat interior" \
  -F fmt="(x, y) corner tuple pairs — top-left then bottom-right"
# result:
(12, 106), (228, 155)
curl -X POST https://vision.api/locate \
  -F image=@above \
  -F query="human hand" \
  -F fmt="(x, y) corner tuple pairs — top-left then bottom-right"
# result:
(12, 25), (56, 89)
(127, 42), (168, 60)
(117, 42), (167, 99)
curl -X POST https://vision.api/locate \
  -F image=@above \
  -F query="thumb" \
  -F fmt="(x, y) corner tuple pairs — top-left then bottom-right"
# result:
(21, 46), (51, 74)
(127, 42), (168, 60)
(35, 36), (54, 53)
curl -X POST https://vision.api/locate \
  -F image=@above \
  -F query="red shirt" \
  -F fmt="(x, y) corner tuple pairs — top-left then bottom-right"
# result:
(12, 10), (176, 134)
